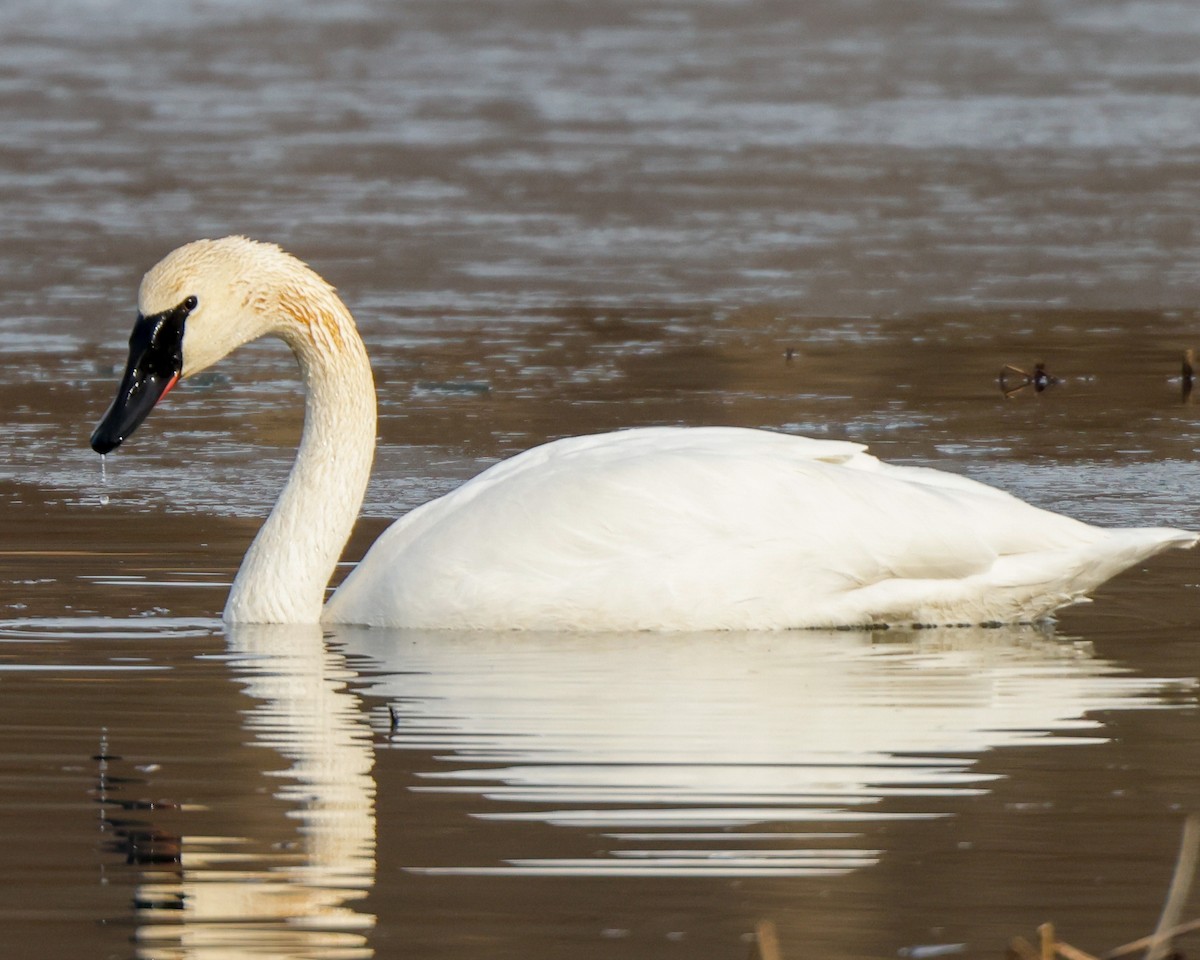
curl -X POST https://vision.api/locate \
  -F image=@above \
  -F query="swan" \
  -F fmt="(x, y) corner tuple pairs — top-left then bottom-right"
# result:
(89, 237), (1197, 629)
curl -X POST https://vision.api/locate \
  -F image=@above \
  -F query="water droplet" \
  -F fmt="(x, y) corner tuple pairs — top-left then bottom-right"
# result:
(98, 454), (109, 505)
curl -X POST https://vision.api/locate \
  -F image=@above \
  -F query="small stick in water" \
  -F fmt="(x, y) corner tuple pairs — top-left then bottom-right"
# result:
(748, 920), (782, 960)
(1039, 923), (1056, 960)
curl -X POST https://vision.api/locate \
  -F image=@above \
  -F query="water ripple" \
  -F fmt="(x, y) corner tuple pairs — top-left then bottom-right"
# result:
(342, 624), (1192, 878)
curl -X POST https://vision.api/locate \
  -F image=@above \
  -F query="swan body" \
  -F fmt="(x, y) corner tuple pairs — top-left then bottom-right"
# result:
(90, 237), (1197, 629)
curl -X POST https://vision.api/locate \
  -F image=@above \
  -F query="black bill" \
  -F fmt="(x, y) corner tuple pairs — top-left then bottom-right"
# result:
(90, 301), (191, 454)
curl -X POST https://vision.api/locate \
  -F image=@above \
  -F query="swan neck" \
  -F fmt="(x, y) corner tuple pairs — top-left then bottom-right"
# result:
(225, 298), (376, 623)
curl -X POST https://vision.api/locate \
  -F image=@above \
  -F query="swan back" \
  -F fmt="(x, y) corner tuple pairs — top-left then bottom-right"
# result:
(325, 426), (1196, 630)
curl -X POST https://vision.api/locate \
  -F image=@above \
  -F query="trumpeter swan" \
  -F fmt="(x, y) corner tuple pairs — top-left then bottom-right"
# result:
(90, 237), (1196, 628)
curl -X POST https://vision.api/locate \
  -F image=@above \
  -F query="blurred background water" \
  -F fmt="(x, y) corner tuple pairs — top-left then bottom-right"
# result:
(2, 1), (1200, 958)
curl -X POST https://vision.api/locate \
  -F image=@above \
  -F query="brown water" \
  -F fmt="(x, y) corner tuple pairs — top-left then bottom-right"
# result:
(3, 2), (1200, 958)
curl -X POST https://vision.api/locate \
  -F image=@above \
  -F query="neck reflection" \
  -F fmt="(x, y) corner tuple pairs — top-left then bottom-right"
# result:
(132, 622), (377, 959)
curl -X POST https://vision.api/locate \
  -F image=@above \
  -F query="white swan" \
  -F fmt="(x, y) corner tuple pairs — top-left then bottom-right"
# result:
(90, 237), (1196, 629)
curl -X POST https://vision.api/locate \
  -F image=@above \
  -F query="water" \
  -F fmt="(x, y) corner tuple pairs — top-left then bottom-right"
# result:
(3, 1), (1200, 958)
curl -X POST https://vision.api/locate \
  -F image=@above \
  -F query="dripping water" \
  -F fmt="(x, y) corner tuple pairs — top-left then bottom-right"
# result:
(98, 454), (109, 506)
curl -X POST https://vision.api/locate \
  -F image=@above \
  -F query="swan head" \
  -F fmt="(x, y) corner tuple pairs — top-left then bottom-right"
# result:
(90, 237), (337, 454)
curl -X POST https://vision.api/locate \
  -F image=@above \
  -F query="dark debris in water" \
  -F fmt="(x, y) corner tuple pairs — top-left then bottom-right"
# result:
(92, 733), (185, 868)
(999, 362), (1060, 399)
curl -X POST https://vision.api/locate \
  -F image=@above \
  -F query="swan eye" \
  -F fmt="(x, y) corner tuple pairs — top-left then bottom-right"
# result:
(183, 295), (198, 312)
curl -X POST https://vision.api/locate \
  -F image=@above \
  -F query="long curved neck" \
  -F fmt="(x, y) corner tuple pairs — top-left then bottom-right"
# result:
(224, 297), (376, 623)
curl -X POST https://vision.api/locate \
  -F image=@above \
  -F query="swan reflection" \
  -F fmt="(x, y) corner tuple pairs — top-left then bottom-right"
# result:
(132, 623), (376, 959)
(124, 621), (1192, 954)
(341, 623), (1190, 878)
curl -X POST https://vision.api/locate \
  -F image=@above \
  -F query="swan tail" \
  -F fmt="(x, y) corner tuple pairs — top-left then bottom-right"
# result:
(845, 526), (1197, 627)
(980, 526), (1197, 621)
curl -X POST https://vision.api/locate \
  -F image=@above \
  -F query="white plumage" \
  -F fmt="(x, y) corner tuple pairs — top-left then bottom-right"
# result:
(93, 237), (1196, 629)
(326, 425), (1193, 628)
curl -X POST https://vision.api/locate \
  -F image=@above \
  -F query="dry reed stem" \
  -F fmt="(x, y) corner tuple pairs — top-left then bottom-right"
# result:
(1146, 814), (1200, 960)
(1041, 924), (1057, 960)
(748, 920), (782, 960)
(1009, 936), (1040, 960)
(1104, 918), (1200, 959)
(1013, 815), (1200, 960)
(1055, 940), (1102, 960)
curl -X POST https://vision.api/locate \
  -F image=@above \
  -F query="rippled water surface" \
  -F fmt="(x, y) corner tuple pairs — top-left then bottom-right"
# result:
(4, 1), (1200, 958)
